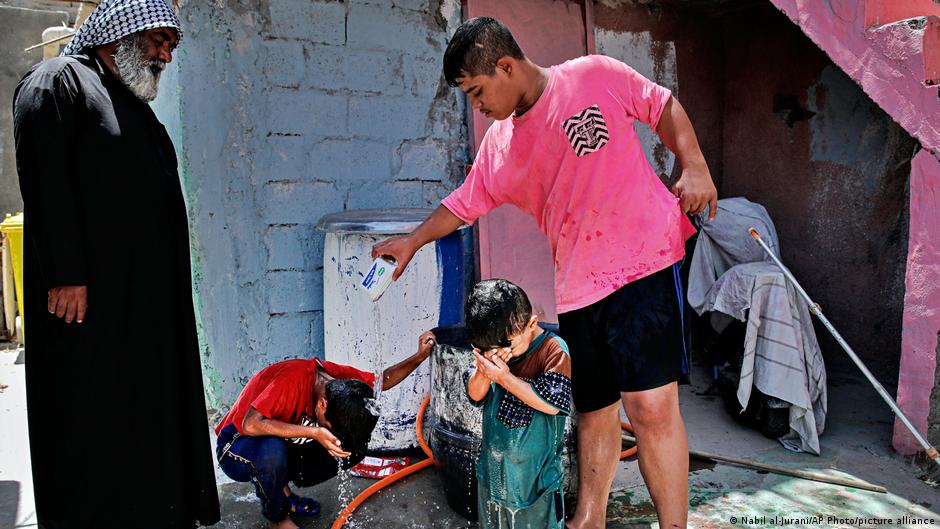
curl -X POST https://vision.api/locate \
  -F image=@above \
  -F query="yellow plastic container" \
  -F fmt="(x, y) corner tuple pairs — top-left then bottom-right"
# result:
(1, 213), (24, 339)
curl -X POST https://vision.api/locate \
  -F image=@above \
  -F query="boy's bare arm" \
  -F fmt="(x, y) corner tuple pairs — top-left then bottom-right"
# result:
(382, 331), (436, 390)
(655, 96), (718, 220)
(241, 407), (350, 457)
(371, 205), (464, 280)
(474, 351), (559, 415)
(467, 364), (492, 403)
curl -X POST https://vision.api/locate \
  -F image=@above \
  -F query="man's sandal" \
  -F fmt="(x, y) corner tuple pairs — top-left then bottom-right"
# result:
(289, 493), (321, 517)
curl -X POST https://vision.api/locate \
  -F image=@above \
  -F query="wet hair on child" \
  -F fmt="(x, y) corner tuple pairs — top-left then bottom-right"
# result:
(324, 379), (379, 452)
(443, 17), (525, 87)
(464, 278), (533, 351)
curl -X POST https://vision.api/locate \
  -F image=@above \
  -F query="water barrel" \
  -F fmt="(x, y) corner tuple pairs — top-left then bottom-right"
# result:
(317, 209), (472, 450)
(429, 325), (578, 521)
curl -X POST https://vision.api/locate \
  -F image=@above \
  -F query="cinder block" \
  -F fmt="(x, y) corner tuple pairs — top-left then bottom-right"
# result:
(267, 89), (348, 136)
(269, 0), (346, 44)
(262, 181), (343, 224)
(267, 313), (314, 357)
(355, 0), (428, 11)
(392, 0), (429, 12)
(305, 231), (325, 272)
(403, 54), (443, 97)
(344, 48), (404, 94)
(395, 139), (449, 181)
(310, 138), (391, 181)
(267, 270), (323, 313)
(309, 310), (325, 359)
(348, 94), (428, 139)
(265, 225), (306, 271)
(305, 44), (347, 91)
(258, 135), (310, 184)
(262, 39), (305, 88)
(307, 45), (404, 94)
(389, 180), (425, 206)
(422, 180), (449, 205)
(347, 2), (444, 52)
(345, 180), (422, 209)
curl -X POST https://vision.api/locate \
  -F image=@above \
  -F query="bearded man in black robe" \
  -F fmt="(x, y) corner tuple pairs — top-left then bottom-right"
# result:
(12, 1), (219, 527)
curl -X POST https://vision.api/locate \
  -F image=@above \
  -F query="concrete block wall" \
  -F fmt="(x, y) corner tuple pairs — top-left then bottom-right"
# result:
(153, 0), (466, 411)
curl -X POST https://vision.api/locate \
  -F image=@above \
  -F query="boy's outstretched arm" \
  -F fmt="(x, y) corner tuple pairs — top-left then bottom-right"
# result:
(242, 407), (350, 458)
(655, 96), (718, 220)
(382, 331), (436, 390)
(474, 351), (560, 415)
(372, 205), (464, 280)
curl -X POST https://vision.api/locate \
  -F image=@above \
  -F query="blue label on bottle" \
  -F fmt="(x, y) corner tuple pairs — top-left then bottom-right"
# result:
(362, 263), (378, 289)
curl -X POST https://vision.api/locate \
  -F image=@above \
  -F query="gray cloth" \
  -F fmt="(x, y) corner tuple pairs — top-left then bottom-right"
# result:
(688, 197), (781, 313)
(701, 262), (827, 454)
(688, 197), (827, 454)
(63, 0), (181, 56)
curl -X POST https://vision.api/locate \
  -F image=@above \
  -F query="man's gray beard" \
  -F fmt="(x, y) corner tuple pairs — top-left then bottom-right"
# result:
(113, 34), (166, 103)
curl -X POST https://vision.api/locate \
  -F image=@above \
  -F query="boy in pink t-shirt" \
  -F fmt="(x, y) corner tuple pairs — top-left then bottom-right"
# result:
(374, 17), (716, 529)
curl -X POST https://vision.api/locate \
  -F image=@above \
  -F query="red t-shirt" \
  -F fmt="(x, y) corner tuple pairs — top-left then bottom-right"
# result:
(215, 359), (376, 435)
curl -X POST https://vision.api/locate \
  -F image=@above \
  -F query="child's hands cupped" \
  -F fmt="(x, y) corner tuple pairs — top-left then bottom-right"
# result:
(418, 331), (436, 359)
(312, 426), (351, 458)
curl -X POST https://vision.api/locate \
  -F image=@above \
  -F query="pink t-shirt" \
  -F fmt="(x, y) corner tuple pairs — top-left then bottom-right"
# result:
(442, 55), (697, 313)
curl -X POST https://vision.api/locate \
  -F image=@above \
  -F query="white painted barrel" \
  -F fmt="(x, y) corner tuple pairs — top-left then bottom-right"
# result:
(317, 209), (472, 451)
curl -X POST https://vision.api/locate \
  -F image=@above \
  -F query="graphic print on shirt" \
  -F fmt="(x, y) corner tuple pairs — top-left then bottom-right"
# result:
(289, 415), (316, 444)
(562, 105), (609, 157)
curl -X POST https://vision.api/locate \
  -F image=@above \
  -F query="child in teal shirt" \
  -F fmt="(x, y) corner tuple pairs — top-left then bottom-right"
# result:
(465, 279), (572, 529)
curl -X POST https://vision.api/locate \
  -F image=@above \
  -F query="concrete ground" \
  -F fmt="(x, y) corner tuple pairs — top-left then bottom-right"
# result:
(1, 347), (937, 529)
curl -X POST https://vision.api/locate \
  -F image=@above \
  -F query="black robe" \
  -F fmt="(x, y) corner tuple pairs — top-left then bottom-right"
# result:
(13, 53), (220, 529)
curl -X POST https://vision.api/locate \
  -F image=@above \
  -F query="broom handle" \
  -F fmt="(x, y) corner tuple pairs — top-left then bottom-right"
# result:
(748, 228), (940, 468)
(622, 433), (887, 493)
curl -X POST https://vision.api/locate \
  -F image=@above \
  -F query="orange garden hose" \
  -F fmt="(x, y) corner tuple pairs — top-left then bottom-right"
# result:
(620, 422), (637, 460)
(415, 394), (435, 459)
(330, 395), (639, 528)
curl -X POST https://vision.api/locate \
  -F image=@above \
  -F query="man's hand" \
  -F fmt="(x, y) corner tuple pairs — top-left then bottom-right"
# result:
(372, 234), (421, 281)
(48, 285), (88, 323)
(311, 426), (351, 458)
(371, 205), (466, 280)
(417, 331), (436, 360)
(473, 349), (511, 385)
(671, 163), (717, 221)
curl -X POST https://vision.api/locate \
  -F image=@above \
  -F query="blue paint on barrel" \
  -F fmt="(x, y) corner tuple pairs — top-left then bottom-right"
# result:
(436, 228), (474, 327)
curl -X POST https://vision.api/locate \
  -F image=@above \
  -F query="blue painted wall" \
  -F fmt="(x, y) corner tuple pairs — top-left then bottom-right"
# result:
(153, 0), (467, 411)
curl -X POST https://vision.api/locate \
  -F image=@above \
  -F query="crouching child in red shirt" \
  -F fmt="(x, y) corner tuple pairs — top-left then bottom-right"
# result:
(215, 331), (436, 529)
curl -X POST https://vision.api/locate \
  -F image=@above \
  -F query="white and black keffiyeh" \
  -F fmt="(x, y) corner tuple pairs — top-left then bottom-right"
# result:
(62, 0), (182, 56)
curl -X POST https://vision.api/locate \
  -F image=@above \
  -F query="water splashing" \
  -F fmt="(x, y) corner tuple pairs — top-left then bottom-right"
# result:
(371, 305), (384, 402)
(363, 397), (383, 417)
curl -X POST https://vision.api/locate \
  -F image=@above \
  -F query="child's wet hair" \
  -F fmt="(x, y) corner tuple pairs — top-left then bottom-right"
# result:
(443, 17), (525, 87)
(324, 379), (378, 453)
(464, 279), (532, 350)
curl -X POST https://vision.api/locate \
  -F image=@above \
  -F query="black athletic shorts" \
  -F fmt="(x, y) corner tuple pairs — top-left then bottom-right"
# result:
(558, 261), (689, 413)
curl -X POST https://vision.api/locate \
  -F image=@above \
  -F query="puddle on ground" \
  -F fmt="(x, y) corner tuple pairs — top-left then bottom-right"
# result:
(608, 491), (658, 523)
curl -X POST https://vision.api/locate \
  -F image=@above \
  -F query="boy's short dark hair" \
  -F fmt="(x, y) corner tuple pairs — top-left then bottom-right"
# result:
(324, 379), (378, 453)
(464, 279), (533, 350)
(443, 17), (525, 87)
